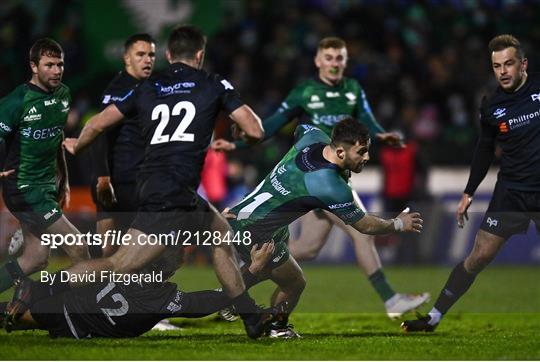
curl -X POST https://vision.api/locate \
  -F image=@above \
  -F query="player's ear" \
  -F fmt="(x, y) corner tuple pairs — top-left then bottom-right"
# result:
(521, 57), (528, 72)
(165, 50), (173, 63)
(195, 49), (205, 68)
(314, 53), (321, 68)
(29, 61), (38, 75)
(335, 146), (346, 160)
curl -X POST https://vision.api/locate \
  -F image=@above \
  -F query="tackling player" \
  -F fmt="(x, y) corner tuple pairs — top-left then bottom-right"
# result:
(213, 37), (429, 319)
(225, 118), (423, 337)
(402, 34), (540, 332)
(0, 38), (89, 293)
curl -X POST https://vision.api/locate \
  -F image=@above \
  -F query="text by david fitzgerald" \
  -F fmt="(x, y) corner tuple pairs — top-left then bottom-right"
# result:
(40, 270), (163, 286)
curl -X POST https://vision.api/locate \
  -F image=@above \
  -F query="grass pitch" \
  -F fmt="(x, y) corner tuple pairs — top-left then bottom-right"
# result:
(0, 264), (538, 360)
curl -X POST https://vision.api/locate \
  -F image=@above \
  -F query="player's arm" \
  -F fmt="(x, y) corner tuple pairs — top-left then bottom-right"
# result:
(0, 93), (22, 177)
(457, 100), (497, 227)
(92, 131), (117, 207)
(63, 104), (124, 155)
(355, 88), (403, 147)
(57, 134), (70, 208)
(352, 208), (423, 235)
(229, 104), (265, 144)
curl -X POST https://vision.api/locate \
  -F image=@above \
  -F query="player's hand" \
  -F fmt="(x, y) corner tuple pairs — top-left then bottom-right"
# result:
(63, 138), (78, 155)
(221, 207), (237, 220)
(376, 132), (405, 148)
(96, 176), (117, 208)
(211, 139), (236, 152)
(0, 169), (15, 178)
(395, 207), (423, 233)
(456, 193), (473, 228)
(231, 124), (246, 140)
(249, 241), (275, 274)
(59, 184), (71, 209)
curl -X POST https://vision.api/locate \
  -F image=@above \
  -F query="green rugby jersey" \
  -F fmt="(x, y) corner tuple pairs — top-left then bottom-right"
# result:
(0, 83), (71, 187)
(229, 124), (365, 242)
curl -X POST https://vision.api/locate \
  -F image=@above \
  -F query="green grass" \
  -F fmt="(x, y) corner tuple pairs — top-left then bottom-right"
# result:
(0, 263), (538, 360)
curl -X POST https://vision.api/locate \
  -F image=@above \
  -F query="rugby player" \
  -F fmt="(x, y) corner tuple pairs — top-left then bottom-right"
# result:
(62, 25), (270, 339)
(90, 33), (156, 257)
(225, 118), (423, 338)
(402, 34), (540, 332)
(0, 38), (89, 293)
(213, 37), (429, 319)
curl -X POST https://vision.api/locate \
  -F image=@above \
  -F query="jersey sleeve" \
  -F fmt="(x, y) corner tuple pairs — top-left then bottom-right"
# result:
(305, 169), (365, 224)
(215, 75), (244, 114)
(355, 86), (385, 136)
(0, 91), (23, 141)
(114, 87), (138, 119)
(463, 96), (497, 196)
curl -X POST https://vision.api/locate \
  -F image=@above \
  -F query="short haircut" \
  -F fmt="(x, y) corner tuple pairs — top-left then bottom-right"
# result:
(331, 117), (370, 147)
(168, 25), (206, 60)
(124, 33), (155, 53)
(488, 34), (524, 60)
(318, 37), (346, 51)
(29, 38), (63, 65)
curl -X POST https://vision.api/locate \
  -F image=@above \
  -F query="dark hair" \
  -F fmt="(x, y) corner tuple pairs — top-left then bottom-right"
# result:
(488, 34), (524, 60)
(124, 33), (155, 53)
(331, 117), (370, 147)
(29, 38), (63, 65)
(318, 37), (346, 51)
(168, 25), (206, 60)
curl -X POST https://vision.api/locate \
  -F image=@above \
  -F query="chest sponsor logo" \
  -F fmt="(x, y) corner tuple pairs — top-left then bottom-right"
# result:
(23, 106), (42, 122)
(21, 126), (63, 140)
(493, 108), (506, 119)
(156, 82), (195, 96)
(326, 91), (340, 98)
(44, 99), (57, 106)
(345, 92), (356, 105)
(504, 108), (540, 131)
(313, 114), (349, 126)
(531, 93), (540, 102)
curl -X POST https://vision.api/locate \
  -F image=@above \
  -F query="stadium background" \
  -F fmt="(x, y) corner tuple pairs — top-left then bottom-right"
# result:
(0, 0), (538, 265)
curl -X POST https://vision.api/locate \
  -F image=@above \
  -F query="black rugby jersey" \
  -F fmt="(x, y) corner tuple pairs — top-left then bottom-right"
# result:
(465, 72), (540, 194)
(116, 62), (243, 189)
(92, 71), (143, 184)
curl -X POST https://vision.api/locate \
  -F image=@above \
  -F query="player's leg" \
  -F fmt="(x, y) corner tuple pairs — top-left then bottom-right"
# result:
(267, 255), (305, 338)
(324, 210), (430, 318)
(402, 230), (506, 332)
(288, 210), (334, 260)
(46, 215), (90, 263)
(0, 227), (48, 292)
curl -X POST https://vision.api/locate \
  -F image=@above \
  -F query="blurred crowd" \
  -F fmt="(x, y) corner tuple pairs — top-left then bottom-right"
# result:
(2, 0), (540, 197)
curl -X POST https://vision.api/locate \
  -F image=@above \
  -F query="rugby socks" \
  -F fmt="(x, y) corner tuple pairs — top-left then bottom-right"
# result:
(432, 261), (477, 317)
(0, 259), (25, 292)
(231, 291), (259, 324)
(368, 269), (396, 302)
(242, 269), (260, 289)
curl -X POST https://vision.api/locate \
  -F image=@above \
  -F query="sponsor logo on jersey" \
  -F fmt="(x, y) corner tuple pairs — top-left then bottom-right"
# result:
(506, 108), (540, 130)
(300, 124), (318, 134)
(307, 101), (324, 109)
(345, 92), (357, 105)
(328, 201), (355, 210)
(61, 99), (70, 113)
(270, 174), (291, 196)
(326, 91), (339, 98)
(493, 108), (506, 119)
(156, 82), (195, 96)
(499, 121), (508, 133)
(0, 122), (12, 132)
(102, 91), (133, 104)
(313, 114), (350, 126)
(44, 208), (59, 220)
(486, 217), (498, 227)
(23, 106), (42, 122)
(310, 95), (320, 102)
(277, 165), (287, 175)
(221, 79), (234, 90)
(166, 301), (182, 313)
(531, 93), (540, 102)
(44, 99), (57, 106)
(21, 126), (63, 140)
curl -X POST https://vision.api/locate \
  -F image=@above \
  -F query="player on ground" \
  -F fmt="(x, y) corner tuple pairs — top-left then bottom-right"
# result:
(1, 242), (279, 338)
(402, 34), (540, 332)
(90, 33), (156, 257)
(62, 25), (269, 339)
(213, 37), (429, 319)
(225, 118), (423, 338)
(0, 38), (89, 294)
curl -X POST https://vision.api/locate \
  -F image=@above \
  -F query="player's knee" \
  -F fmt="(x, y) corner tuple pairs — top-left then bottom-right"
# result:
(465, 250), (493, 273)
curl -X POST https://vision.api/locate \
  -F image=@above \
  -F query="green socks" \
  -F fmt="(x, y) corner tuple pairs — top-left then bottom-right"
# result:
(0, 259), (25, 293)
(368, 269), (396, 302)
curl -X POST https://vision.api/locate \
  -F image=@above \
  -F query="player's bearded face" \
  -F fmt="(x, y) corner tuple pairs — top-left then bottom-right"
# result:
(491, 47), (528, 92)
(32, 54), (64, 91)
(344, 141), (370, 173)
(315, 47), (347, 85)
(125, 41), (156, 80)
